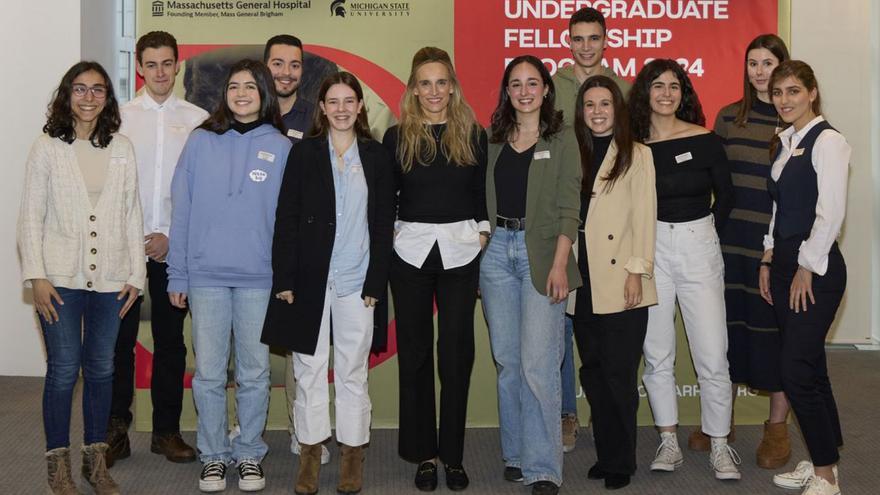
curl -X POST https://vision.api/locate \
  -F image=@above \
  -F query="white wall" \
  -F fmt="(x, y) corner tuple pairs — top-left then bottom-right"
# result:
(791, 1), (878, 343)
(0, 2), (81, 375)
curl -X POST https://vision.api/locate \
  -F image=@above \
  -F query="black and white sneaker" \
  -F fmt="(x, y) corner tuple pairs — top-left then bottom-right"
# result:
(237, 459), (266, 492)
(199, 461), (227, 493)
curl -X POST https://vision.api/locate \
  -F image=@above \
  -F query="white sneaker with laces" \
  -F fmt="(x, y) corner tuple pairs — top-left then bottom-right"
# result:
(291, 432), (331, 465)
(237, 459), (265, 492)
(774, 461), (839, 490)
(199, 461), (227, 493)
(801, 475), (841, 495)
(709, 439), (741, 480)
(650, 432), (684, 472)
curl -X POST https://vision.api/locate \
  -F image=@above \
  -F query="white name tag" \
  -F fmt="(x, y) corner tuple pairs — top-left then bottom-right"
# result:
(257, 151), (275, 163)
(168, 124), (188, 133)
(674, 152), (693, 164)
(534, 150), (551, 160)
(792, 148), (805, 157)
(249, 169), (268, 182)
(287, 129), (304, 140)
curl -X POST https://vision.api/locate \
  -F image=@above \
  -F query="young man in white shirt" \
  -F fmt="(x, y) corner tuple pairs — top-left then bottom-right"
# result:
(108, 30), (208, 466)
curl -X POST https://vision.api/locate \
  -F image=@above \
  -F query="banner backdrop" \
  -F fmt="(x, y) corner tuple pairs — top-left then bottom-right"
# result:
(135, 0), (780, 431)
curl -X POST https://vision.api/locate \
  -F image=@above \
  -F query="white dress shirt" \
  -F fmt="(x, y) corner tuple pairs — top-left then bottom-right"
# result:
(763, 116), (851, 275)
(394, 219), (490, 270)
(120, 92), (208, 237)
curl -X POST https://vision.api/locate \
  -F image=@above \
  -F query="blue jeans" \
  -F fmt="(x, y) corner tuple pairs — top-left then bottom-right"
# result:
(41, 288), (124, 451)
(480, 228), (565, 486)
(189, 287), (271, 464)
(561, 316), (577, 416)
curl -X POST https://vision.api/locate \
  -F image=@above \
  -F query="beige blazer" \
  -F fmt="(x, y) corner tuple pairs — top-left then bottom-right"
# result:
(18, 134), (146, 292)
(567, 141), (657, 315)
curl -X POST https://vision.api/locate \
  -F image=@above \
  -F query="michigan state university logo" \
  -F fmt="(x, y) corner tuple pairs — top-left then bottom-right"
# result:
(330, 0), (346, 17)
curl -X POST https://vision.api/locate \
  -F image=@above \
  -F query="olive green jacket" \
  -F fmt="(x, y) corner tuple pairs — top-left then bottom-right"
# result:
(553, 65), (632, 121)
(486, 126), (583, 295)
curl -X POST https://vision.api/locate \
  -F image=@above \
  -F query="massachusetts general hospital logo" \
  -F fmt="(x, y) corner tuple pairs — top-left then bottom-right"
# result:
(331, 0), (410, 18)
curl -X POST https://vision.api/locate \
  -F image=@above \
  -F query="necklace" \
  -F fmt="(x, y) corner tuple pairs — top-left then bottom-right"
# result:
(430, 124), (444, 144)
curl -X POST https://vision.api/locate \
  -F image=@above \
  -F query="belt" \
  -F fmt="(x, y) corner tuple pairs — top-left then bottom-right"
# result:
(496, 215), (526, 230)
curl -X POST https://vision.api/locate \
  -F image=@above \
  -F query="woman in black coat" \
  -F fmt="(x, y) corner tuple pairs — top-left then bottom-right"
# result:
(261, 71), (394, 495)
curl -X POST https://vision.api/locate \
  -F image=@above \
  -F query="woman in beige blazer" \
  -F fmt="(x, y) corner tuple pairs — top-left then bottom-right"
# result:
(17, 61), (144, 495)
(569, 75), (656, 490)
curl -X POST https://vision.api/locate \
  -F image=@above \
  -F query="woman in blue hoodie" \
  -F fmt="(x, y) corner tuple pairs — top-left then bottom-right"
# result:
(166, 59), (291, 494)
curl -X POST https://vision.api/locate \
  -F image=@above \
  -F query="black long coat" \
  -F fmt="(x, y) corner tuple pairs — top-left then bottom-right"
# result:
(260, 136), (394, 355)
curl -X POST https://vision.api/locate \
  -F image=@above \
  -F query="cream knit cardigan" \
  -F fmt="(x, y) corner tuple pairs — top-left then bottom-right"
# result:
(17, 134), (146, 292)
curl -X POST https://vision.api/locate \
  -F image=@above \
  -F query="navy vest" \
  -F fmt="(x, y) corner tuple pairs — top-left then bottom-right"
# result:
(768, 120), (835, 240)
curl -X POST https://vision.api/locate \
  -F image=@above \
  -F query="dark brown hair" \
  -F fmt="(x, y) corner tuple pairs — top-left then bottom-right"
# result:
(734, 34), (790, 126)
(574, 75), (634, 193)
(768, 60), (823, 159)
(569, 7), (606, 34)
(43, 61), (120, 148)
(629, 59), (705, 142)
(136, 31), (179, 63)
(489, 55), (563, 144)
(308, 71), (373, 142)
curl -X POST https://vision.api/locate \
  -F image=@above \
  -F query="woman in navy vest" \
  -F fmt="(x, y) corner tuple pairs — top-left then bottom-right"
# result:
(759, 60), (850, 495)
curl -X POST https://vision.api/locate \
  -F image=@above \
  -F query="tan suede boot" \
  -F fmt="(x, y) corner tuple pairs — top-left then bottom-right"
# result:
(295, 443), (322, 495)
(688, 424), (736, 452)
(81, 443), (120, 495)
(756, 420), (791, 469)
(337, 444), (364, 495)
(46, 447), (83, 495)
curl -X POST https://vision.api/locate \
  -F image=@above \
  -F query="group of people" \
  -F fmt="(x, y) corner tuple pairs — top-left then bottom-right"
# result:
(19, 6), (850, 495)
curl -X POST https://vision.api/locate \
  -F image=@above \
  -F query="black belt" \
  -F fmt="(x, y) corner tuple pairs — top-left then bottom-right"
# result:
(496, 215), (526, 230)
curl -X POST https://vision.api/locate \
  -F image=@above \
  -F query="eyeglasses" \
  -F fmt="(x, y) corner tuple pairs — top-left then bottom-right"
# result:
(72, 84), (108, 99)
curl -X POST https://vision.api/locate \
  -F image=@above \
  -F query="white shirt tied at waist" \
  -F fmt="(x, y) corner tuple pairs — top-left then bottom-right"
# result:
(763, 116), (851, 276)
(120, 92), (208, 237)
(394, 219), (491, 270)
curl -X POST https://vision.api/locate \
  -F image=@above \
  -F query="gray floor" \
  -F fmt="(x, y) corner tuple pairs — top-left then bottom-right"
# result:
(3, 349), (878, 494)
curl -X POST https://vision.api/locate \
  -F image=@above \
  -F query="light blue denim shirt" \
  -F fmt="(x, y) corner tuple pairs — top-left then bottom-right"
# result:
(327, 137), (370, 297)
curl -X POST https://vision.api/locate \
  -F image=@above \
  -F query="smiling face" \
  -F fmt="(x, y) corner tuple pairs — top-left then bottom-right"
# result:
(413, 61), (453, 123)
(266, 43), (303, 98)
(226, 70), (261, 123)
(569, 21), (606, 71)
(649, 70), (681, 117)
(137, 46), (178, 102)
(771, 75), (817, 130)
(583, 86), (615, 137)
(319, 83), (363, 133)
(746, 47), (781, 97)
(506, 61), (548, 116)
(70, 70), (108, 129)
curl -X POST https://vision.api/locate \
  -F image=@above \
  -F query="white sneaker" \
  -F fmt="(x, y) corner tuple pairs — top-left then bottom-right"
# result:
(199, 461), (227, 493)
(801, 475), (841, 495)
(237, 459), (266, 492)
(291, 433), (331, 465)
(650, 432), (684, 472)
(774, 461), (840, 490)
(709, 440), (741, 480)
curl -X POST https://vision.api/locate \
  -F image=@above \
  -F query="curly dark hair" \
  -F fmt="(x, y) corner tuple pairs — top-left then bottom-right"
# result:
(43, 61), (120, 148)
(628, 59), (705, 142)
(489, 55), (563, 144)
(574, 75), (634, 193)
(199, 59), (284, 134)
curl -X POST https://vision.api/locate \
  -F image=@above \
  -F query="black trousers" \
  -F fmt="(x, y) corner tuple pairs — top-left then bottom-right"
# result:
(574, 290), (648, 475)
(110, 260), (188, 434)
(770, 238), (845, 467)
(390, 244), (478, 465)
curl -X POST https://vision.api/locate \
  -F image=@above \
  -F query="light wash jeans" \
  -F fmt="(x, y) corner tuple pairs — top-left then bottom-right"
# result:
(189, 287), (271, 464)
(480, 228), (565, 486)
(561, 316), (577, 416)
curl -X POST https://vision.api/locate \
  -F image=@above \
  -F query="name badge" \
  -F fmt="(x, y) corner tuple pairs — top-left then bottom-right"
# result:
(534, 150), (551, 160)
(168, 124), (188, 133)
(674, 152), (693, 164)
(257, 151), (275, 163)
(249, 169), (268, 182)
(287, 129), (304, 140)
(792, 148), (805, 157)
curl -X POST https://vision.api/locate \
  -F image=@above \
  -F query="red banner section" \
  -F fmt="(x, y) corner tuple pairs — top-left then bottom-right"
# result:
(454, 0), (778, 125)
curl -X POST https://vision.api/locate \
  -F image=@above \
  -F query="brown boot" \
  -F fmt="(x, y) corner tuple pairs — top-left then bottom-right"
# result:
(46, 447), (83, 495)
(756, 420), (791, 469)
(295, 443), (322, 495)
(338, 444), (364, 494)
(104, 417), (130, 468)
(81, 443), (120, 495)
(151, 432), (197, 463)
(688, 424), (736, 452)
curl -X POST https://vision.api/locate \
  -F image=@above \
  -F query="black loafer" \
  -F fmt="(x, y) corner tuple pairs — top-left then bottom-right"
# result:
(503, 466), (523, 482)
(531, 480), (559, 495)
(604, 473), (630, 490)
(414, 461), (438, 491)
(444, 465), (469, 491)
(588, 462), (608, 480)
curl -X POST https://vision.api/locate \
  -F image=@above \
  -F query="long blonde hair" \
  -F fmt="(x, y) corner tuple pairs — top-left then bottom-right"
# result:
(397, 47), (478, 172)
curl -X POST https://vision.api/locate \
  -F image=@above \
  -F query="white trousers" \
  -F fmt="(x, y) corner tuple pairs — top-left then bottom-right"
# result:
(292, 283), (374, 446)
(642, 215), (733, 437)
